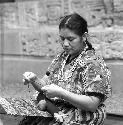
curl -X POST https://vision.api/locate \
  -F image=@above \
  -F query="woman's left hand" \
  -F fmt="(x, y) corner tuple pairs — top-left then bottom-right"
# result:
(23, 72), (37, 85)
(41, 84), (64, 98)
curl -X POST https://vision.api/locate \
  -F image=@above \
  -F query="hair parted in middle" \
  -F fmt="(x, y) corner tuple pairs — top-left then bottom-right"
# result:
(59, 13), (88, 37)
(59, 13), (94, 50)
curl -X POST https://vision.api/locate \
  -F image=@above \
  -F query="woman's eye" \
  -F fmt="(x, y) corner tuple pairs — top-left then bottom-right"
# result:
(60, 36), (65, 41)
(68, 38), (74, 41)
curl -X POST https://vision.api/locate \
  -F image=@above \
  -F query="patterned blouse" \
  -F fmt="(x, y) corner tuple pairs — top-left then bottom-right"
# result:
(45, 47), (112, 125)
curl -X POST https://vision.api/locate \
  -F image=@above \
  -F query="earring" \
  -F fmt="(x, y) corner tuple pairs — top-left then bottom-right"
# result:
(84, 32), (91, 43)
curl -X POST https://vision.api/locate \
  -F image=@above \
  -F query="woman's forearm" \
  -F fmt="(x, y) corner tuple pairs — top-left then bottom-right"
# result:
(30, 78), (43, 93)
(30, 75), (49, 93)
(60, 89), (100, 112)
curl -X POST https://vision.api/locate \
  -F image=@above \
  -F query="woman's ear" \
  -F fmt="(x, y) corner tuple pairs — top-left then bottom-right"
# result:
(82, 33), (87, 42)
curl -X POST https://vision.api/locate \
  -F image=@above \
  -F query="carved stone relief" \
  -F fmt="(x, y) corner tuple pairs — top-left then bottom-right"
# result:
(20, 29), (61, 56)
(19, 1), (39, 27)
(1, 3), (19, 28)
(37, 0), (48, 24)
(46, 0), (63, 25)
(90, 31), (123, 59)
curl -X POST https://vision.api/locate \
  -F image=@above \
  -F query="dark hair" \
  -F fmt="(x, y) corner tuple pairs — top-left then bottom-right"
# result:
(59, 13), (94, 50)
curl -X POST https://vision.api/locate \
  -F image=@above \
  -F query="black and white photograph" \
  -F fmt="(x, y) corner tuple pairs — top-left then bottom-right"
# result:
(0, 0), (123, 125)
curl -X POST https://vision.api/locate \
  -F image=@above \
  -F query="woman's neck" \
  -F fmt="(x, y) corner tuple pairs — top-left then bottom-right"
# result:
(70, 44), (87, 61)
(66, 50), (84, 65)
(69, 52), (80, 61)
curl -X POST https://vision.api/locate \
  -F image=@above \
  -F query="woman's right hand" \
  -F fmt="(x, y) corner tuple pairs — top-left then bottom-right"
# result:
(23, 72), (37, 85)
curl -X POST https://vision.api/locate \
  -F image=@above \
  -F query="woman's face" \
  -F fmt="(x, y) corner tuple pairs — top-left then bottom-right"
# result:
(59, 28), (85, 56)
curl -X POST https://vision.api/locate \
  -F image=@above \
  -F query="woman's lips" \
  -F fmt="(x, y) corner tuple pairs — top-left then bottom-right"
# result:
(64, 47), (70, 51)
(64, 48), (70, 52)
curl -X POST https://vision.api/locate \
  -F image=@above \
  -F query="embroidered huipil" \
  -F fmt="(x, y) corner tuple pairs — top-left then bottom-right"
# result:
(47, 48), (112, 125)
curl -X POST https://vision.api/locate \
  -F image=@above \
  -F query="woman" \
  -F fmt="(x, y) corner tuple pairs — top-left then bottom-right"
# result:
(22, 13), (112, 125)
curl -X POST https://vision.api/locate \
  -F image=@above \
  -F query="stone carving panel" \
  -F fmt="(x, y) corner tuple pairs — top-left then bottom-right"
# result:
(90, 31), (123, 59)
(103, 0), (113, 14)
(0, 4), (3, 29)
(20, 29), (61, 56)
(37, 0), (48, 24)
(46, 31), (62, 56)
(46, 0), (63, 25)
(113, 12), (123, 26)
(18, 1), (39, 27)
(1, 3), (19, 28)
(113, 0), (123, 26)
(70, 0), (106, 26)
(86, 0), (104, 10)
(21, 31), (43, 56)
(70, 0), (87, 18)
(113, 0), (123, 12)
(88, 10), (106, 27)
(63, 0), (70, 15)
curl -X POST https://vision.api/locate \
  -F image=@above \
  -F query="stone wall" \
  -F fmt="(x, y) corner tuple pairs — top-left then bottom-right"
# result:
(1, 0), (123, 58)
(0, 0), (123, 115)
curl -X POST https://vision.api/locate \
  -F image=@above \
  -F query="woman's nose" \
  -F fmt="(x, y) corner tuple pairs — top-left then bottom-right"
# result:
(63, 39), (69, 46)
